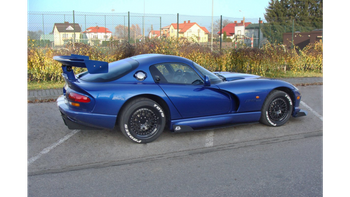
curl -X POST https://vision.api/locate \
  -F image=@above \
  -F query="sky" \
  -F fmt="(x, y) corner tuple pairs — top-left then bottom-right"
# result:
(28, 0), (269, 19)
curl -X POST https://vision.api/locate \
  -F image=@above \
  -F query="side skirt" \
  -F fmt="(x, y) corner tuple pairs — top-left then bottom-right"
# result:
(170, 111), (261, 132)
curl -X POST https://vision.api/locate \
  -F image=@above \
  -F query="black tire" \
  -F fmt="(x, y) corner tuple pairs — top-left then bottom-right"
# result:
(260, 90), (293, 127)
(119, 98), (166, 143)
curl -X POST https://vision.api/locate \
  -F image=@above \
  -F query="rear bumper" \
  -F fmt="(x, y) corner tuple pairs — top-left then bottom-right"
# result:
(57, 95), (117, 130)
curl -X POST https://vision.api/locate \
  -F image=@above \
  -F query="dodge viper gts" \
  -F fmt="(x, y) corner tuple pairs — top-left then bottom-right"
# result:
(54, 54), (307, 143)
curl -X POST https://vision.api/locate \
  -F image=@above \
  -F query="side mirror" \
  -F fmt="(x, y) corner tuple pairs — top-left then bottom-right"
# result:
(204, 75), (211, 86)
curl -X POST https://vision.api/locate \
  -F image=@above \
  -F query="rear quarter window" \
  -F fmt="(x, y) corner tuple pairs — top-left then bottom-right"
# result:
(79, 58), (139, 82)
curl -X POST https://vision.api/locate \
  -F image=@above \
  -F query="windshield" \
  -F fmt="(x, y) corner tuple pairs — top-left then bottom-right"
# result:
(79, 58), (139, 82)
(193, 62), (222, 84)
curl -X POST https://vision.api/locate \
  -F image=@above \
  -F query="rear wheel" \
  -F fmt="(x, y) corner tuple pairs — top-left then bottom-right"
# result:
(119, 98), (166, 143)
(260, 90), (293, 127)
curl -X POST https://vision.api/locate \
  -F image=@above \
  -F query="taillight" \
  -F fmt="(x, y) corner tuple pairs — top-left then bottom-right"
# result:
(68, 92), (91, 103)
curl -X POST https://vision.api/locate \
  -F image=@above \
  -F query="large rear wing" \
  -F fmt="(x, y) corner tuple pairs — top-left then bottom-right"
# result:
(53, 54), (108, 81)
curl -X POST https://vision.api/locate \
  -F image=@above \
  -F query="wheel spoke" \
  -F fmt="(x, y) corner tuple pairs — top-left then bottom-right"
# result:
(268, 98), (288, 121)
(129, 108), (159, 137)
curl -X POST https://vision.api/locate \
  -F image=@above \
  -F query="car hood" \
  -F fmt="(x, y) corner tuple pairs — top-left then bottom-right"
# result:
(214, 72), (260, 81)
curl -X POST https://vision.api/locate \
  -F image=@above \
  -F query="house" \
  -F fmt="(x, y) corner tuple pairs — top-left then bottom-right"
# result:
(283, 30), (322, 50)
(161, 25), (171, 38)
(163, 20), (209, 42)
(245, 22), (266, 48)
(83, 26), (112, 45)
(52, 22), (81, 46)
(148, 30), (161, 39)
(217, 20), (251, 40)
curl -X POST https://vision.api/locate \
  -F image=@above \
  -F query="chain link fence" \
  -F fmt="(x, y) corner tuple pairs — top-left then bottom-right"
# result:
(28, 11), (321, 50)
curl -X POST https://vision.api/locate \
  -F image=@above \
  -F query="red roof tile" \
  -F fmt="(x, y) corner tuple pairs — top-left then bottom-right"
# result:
(83, 26), (112, 33)
(149, 30), (161, 37)
(217, 22), (251, 36)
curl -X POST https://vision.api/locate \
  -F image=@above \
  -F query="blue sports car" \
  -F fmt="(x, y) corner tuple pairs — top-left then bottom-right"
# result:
(54, 54), (307, 143)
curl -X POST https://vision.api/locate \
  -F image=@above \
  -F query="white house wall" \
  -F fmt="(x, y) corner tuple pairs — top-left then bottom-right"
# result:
(185, 24), (208, 42)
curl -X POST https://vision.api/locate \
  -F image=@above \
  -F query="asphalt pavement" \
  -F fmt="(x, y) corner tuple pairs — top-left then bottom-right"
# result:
(27, 84), (323, 196)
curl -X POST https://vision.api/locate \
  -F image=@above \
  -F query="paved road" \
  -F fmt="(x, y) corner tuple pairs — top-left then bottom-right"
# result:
(28, 135), (322, 197)
(28, 85), (323, 196)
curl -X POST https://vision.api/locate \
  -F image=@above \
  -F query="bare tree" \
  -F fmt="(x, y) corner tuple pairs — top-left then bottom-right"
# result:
(115, 24), (141, 41)
(115, 25), (128, 39)
(213, 19), (234, 37)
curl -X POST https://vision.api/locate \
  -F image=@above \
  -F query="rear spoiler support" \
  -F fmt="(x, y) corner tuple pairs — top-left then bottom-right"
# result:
(53, 54), (108, 81)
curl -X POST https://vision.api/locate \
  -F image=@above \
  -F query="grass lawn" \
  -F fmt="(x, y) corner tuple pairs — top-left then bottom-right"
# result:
(28, 81), (65, 90)
(265, 71), (323, 78)
(27, 71), (323, 90)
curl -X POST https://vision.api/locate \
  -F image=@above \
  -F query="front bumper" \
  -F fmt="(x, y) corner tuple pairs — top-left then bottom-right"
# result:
(57, 95), (117, 130)
(293, 109), (307, 118)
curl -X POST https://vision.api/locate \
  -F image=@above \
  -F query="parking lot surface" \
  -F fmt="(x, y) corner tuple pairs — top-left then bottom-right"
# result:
(25, 85), (326, 196)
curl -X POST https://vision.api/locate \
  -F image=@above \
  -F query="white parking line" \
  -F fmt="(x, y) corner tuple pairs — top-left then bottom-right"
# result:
(28, 129), (80, 166)
(205, 130), (214, 147)
(300, 101), (323, 121)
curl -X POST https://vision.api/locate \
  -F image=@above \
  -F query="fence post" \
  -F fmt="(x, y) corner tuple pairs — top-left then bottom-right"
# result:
(73, 10), (75, 48)
(128, 12), (130, 43)
(291, 19), (294, 49)
(177, 13), (179, 42)
(104, 15), (107, 43)
(142, 15), (145, 41)
(220, 15), (222, 51)
(258, 17), (261, 48)
(42, 14), (45, 46)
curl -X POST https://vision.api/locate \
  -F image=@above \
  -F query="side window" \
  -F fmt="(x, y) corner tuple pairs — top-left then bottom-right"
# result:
(150, 63), (203, 85)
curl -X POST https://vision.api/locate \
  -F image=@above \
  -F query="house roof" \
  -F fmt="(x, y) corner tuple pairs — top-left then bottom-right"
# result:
(149, 30), (161, 37)
(217, 21), (252, 36)
(169, 20), (209, 34)
(161, 25), (170, 29)
(83, 26), (112, 34)
(53, 22), (81, 33)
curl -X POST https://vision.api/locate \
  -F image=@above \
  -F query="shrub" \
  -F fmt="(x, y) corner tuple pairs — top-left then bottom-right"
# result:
(27, 39), (322, 83)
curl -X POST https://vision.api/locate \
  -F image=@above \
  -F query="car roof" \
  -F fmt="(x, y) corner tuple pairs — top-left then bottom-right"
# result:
(129, 54), (193, 66)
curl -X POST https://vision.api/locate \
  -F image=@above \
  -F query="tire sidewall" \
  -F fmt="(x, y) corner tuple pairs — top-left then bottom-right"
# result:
(261, 90), (293, 127)
(119, 98), (166, 143)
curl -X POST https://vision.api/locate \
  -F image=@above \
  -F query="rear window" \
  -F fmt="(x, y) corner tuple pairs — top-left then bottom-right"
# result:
(79, 58), (139, 82)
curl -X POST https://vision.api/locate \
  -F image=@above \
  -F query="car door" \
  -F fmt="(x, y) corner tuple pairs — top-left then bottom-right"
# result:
(150, 63), (232, 119)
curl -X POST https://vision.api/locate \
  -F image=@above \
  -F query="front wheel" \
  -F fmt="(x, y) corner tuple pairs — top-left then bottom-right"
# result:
(119, 98), (166, 143)
(260, 90), (293, 127)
